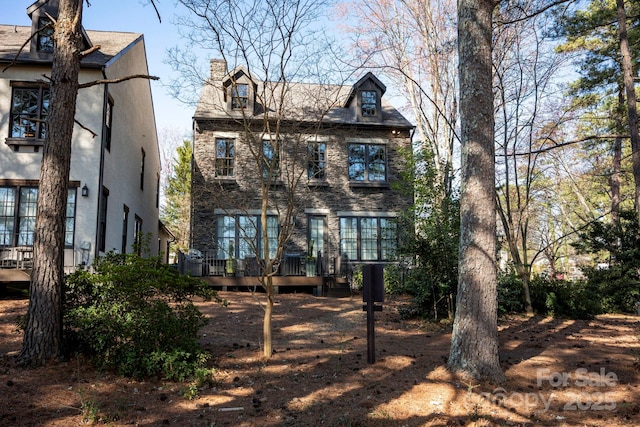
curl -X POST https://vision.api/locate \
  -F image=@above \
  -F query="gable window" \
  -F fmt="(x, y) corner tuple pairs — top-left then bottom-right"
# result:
(348, 144), (386, 182)
(37, 17), (54, 53)
(361, 90), (377, 117)
(231, 84), (249, 110)
(10, 84), (49, 140)
(215, 138), (235, 177)
(216, 214), (278, 260)
(262, 139), (280, 179)
(307, 142), (326, 179)
(340, 216), (396, 261)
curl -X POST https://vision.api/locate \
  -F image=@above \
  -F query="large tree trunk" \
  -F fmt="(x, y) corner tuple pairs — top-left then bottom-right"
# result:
(448, 0), (505, 383)
(18, 0), (83, 366)
(616, 0), (640, 229)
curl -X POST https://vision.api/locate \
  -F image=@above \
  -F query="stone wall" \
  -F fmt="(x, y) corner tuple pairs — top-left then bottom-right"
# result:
(191, 120), (413, 268)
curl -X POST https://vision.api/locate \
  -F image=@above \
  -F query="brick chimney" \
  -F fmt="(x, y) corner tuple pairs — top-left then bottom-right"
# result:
(210, 59), (227, 81)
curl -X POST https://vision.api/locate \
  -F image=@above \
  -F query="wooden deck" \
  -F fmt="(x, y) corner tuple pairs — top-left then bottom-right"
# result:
(200, 275), (351, 297)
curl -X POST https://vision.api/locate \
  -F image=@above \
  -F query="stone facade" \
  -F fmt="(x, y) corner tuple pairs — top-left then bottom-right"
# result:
(191, 61), (414, 272)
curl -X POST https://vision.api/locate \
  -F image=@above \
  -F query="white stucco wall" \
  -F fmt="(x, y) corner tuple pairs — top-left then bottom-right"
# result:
(0, 37), (161, 266)
(0, 64), (105, 266)
(100, 36), (161, 257)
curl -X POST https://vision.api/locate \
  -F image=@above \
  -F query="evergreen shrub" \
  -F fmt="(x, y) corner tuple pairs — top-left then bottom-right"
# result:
(64, 250), (222, 380)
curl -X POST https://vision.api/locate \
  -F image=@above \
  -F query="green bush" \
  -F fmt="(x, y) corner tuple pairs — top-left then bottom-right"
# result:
(64, 250), (222, 380)
(383, 263), (406, 295)
(571, 209), (640, 314)
(529, 275), (601, 319)
(497, 267), (525, 316)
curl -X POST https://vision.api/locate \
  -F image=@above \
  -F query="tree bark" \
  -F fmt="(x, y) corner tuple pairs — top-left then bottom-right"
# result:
(616, 0), (640, 229)
(18, 0), (83, 366)
(448, 0), (505, 383)
(263, 283), (274, 358)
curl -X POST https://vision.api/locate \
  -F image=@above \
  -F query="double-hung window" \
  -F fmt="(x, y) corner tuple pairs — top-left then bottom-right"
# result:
(340, 216), (397, 261)
(361, 91), (377, 117)
(231, 84), (249, 110)
(262, 139), (280, 179)
(10, 83), (50, 140)
(307, 142), (326, 179)
(348, 144), (386, 182)
(215, 138), (235, 177)
(37, 17), (54, 53)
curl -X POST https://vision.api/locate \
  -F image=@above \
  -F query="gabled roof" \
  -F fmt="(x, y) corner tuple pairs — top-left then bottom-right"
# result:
(0, 24), (142, 68)
(194, 71), (413, 129)
(221, 65), (257, 89)
(343, 72), (387, 108)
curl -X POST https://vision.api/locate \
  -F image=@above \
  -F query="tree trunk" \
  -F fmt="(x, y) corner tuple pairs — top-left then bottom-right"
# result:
(263, 280), (274, 358)
(448, 0), (505, 383)
(611, 88), (624, 226)
(616, 0), (640, 229)
(18, 0), (83, 366)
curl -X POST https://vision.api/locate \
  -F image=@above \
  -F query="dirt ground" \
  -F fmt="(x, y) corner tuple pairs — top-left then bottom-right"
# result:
(1, 290), (639, 426)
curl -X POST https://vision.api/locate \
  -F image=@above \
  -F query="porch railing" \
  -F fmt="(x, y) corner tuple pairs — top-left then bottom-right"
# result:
(177, 249), (351, 279)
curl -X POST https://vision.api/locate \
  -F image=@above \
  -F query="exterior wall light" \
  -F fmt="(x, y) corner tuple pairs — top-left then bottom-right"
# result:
(81, 184), (89, 197)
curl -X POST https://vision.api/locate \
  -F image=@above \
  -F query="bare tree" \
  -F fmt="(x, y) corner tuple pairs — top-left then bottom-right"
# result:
(337, 0), (459, 202)
(447, 0), (505, 383)
(172, 0), (342, 358)
(493, 2), (571, 313)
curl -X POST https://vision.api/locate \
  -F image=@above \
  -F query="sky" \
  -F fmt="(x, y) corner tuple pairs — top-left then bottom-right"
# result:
(2, 0), (196, 142)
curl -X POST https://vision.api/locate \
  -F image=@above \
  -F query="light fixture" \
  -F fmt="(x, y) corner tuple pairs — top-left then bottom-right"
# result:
(81, 184), (89, 197)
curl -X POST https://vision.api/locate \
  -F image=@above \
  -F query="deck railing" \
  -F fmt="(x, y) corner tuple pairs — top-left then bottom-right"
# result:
(177, 250), (350, 278)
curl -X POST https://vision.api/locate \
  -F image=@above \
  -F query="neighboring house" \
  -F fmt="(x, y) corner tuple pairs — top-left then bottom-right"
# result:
(0, 0), (165, 277)
(190, 59), (414, 286)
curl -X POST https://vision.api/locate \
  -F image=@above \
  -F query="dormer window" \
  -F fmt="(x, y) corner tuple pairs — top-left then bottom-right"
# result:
(348, 72), (386, 123)
(361, 91), (377, 117)
(231, 84), (249, 110)
(37, 17), (54, 52)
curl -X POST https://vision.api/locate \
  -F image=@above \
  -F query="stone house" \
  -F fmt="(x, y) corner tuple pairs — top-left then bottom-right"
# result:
(190, 59), (414, 282)
(0, 0), (167, 282)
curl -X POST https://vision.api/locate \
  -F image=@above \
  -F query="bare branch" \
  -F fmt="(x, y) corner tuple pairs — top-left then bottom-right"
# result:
(498, 134), (629, 157)
(78, 74), (159, 89)
(79, 44), (101, 58)
(74, 118), (98, 138)
(495, 0), (578, 26)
